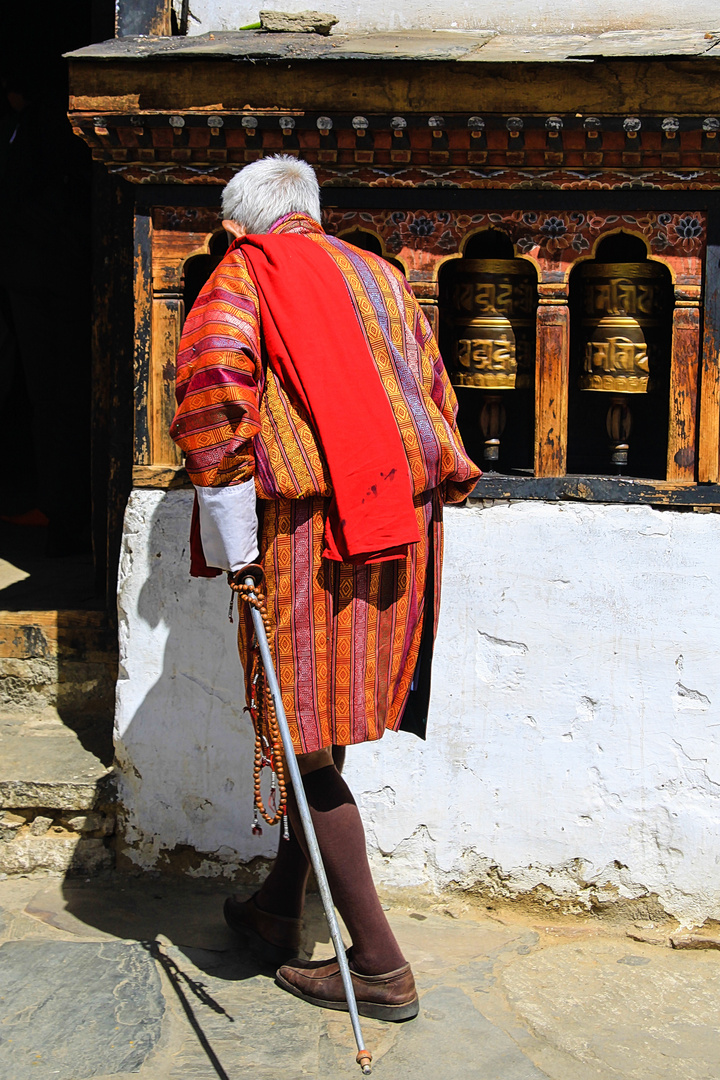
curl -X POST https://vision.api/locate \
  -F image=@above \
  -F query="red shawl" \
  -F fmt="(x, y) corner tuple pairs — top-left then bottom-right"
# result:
(236, 232), (420, 564)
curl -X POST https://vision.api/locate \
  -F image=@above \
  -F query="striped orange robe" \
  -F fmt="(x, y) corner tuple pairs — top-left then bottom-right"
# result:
(172, 213), (480, 753)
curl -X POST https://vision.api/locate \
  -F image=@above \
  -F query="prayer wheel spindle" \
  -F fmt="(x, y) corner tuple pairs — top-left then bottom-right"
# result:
(446, 259), (536, 468)
(479, 393), (507, 464)
(606, 394), (633, 469)
(579, 261), (663, 474)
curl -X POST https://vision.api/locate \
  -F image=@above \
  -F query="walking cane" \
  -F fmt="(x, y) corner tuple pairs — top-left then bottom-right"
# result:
(242, 573), (373, 1075)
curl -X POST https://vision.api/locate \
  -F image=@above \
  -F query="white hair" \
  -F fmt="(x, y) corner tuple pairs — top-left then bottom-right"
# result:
(221, 155), (321, 234)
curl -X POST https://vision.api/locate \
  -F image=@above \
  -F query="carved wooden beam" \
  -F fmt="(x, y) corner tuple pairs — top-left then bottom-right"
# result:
(67, 111), (720, 188)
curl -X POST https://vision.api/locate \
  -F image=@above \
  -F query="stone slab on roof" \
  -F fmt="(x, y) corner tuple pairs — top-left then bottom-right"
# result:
(66, 29), (496, 62)
(66, 27), (720, 64)
(572, 28), (720, 57)
(458, 33), (595, 63)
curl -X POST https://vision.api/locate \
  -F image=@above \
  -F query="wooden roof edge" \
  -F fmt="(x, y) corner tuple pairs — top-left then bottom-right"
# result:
(65, 28), (720, 64)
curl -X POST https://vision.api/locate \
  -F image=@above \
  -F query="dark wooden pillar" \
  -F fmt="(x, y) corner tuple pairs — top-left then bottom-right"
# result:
(667, 289), (701, 482)
(133, 212), (153, 467)
(699, 225), (720, 483)
(535, 282), (570, 477)
(91, 168), (135, 604)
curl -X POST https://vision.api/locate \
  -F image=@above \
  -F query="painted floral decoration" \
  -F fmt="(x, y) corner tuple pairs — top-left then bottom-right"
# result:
(674, 215), (703, 240)
(540, 216), (568, 239)
(323, 208), (706, 270)
(408, 215), (436, 237)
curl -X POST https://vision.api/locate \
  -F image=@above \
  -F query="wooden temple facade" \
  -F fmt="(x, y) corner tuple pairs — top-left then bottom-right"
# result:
(46, 20), (720, 905)
(66, 28), (720, 594)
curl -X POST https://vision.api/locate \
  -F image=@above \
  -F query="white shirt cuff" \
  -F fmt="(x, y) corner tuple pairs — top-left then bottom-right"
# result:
(195, 479), (259, 572)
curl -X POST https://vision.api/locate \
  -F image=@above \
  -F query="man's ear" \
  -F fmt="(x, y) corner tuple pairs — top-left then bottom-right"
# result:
(222, 219), (246, 239)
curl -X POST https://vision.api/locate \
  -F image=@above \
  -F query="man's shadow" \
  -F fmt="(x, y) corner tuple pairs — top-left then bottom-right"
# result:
(59, 490), (332, 981)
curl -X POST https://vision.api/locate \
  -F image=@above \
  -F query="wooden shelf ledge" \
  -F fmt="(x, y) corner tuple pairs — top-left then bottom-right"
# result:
(132, 465), (191, 489)
(468, 475), (720, 506)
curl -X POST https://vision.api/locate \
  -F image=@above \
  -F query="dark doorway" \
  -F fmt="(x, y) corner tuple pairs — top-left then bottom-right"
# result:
(0, 2), (114, 610)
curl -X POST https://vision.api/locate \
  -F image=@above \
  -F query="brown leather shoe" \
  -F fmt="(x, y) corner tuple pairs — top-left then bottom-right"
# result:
(275, 955), (419, 1022)
(224, 893), (301, 966)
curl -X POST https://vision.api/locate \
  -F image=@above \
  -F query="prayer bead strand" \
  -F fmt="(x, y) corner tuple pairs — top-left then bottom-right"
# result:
(229, 574), (288, 830)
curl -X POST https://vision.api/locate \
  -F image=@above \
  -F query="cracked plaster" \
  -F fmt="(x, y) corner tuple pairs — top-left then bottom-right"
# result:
(182, 0), (720, 35)
(116, 491), (720, 925)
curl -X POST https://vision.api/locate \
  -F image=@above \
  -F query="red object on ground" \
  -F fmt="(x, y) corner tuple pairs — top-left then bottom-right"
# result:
(0, 508), (50, 527)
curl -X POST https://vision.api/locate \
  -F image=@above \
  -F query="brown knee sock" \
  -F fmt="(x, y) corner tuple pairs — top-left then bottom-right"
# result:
(255, 819), (310, 919)
(254, 746), (346, 920)
(288, 763), (406, 976)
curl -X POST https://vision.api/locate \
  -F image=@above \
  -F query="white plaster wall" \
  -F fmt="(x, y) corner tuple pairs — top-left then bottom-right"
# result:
(116, 489), (720, 924)
(115, 489), (278, 874)
(181, 0), (720, 35)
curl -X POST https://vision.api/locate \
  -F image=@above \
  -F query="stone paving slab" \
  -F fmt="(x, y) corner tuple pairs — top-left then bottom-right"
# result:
(0, 940), (164, 1079)
(502, 939), (720, 1080)
(1, 877), (719, 1080)
(23, 878), (238, 951)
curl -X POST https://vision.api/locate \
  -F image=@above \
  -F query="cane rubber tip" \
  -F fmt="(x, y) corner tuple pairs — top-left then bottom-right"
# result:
(357, 1049), (372, 1073)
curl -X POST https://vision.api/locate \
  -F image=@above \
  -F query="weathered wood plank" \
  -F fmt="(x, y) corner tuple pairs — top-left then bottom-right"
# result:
(699, 235), (720, 483)
(133, 213), (153, 467)
(133, 465), (190, 489)
(67, 58), (720, 118)
(468, 475), (715, 505)
(150, 299), (184, 467)
(667, 302), (700, 481)
(535, 297), (569, 477)
(330, 31), (497, 59)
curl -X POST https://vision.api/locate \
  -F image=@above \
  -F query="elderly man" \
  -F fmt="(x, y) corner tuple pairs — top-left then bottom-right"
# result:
(171, 155), (479, 1022)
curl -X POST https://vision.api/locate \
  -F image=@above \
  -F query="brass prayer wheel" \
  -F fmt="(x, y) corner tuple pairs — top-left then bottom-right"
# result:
(446, 259), (537, 391)
(579, 262), (664, 393)
(578, 260), (667, 472)
(581, 314), (650, 393)
(454, 314), (517, 389)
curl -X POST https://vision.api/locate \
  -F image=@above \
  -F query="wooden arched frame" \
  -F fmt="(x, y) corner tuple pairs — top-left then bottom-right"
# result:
(134, 204), (713, 487)
(134, 212), (222, 474)
(323, 208), (708, 481)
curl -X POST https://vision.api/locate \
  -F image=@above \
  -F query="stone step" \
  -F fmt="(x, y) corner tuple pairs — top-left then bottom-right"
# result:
(0, 611), (118, 874)
(0, 710), (114, 810)
(0, 609), (115, 662)
(0, 610), (116, 764)
(0, 710), (116, 876)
